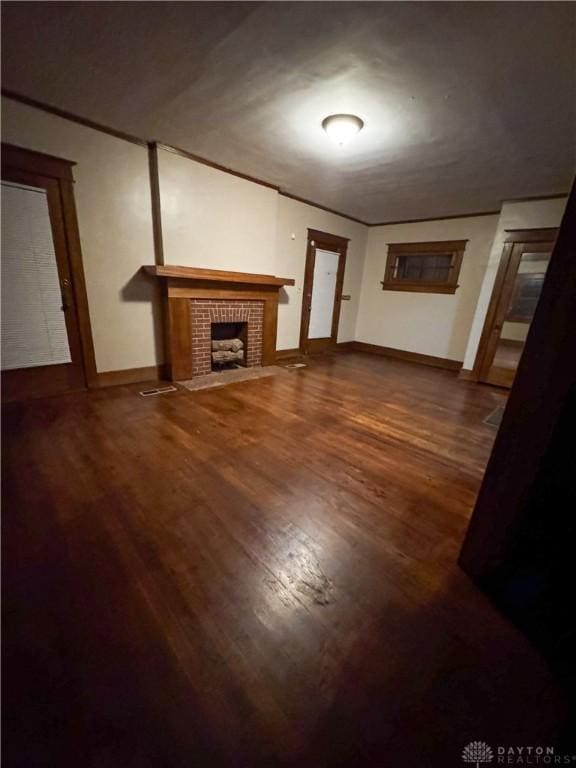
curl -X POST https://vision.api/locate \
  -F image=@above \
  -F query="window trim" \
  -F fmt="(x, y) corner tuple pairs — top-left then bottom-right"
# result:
(381, 240), (467, 294)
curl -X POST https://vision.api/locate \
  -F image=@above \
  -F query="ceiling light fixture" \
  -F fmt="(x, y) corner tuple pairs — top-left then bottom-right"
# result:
(322, 114), (364, 146)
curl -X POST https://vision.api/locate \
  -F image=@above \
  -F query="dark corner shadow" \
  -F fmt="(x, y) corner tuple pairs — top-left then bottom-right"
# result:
(121, 270), (158, 303)
(278, 286), (291, 305)
(120, 270), (165, 364)
(468, 385), (576, 754)
(285, 568), (569, 768)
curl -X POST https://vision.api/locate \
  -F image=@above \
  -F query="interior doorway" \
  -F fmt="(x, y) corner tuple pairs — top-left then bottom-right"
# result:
(1, 144), (96, 400)
(473, 228), (558, 388)
(299, 228), (348, 355)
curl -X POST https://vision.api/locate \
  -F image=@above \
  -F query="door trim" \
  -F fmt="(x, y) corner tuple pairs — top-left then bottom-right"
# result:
(471, 227), (558, 386)
(1, 143), (97, 394)
(299, 228), (348, 355)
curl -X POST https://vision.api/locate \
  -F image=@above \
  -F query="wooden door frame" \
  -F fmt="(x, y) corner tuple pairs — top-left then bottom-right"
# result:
(1, 143), (97, 393)
(459, 187), (574, 582)
(471, 227), (558, 386)
(299, 228), (348, 355)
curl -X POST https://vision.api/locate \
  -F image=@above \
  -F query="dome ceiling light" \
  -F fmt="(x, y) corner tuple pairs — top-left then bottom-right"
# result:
(321, 114), (364, 146)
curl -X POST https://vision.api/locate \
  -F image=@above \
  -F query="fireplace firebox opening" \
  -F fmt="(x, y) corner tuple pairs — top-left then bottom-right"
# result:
(211, 322), (248, 371)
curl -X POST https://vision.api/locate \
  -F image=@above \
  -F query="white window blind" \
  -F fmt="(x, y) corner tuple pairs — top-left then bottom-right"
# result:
(1, 181), (72, 371)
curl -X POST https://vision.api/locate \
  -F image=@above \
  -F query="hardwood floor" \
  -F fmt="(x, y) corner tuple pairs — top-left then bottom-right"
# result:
(2, 353), (565, 767)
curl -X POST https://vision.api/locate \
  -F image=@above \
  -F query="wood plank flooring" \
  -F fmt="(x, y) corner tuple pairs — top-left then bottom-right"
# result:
(1, 352), (565, 767)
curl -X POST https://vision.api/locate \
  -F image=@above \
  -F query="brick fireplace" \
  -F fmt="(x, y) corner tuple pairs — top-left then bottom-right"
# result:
(143, 265), (294, 380)
(191, 299), (264, 376)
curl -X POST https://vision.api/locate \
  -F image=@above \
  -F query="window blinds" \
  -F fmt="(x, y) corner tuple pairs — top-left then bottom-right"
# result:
(1, 181), (72, 370)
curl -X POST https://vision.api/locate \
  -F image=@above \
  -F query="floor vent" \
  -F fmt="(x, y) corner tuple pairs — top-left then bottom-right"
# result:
(483, 405), (505, 427)
(285, 363), (307, 369)
(139, 386), (178, 397)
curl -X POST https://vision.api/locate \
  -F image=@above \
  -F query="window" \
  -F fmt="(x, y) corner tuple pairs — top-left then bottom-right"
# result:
(381, 240), (467, 294)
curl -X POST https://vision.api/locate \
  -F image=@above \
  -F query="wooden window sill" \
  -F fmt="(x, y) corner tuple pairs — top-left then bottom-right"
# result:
(381, 282), (459, 294)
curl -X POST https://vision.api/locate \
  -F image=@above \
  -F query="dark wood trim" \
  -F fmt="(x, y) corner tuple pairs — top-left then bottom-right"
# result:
(144, 265), (294, 287)
(299, 230), (348, 355)
(96, 365), (167, 388)
(501, 193), (569, 205)
(368, 200), (567, 228)
(387, 240), (468, 253)
(307, 228), (350, 246)
(369, 210), (500, 227)
(1, 92), (368, 226)
(459, 181), (576, 579)
(2, 88), (147, 147)
(275, 348), (302, 361)
(1, 143), (97, 394)
(458, 368), (478, 382)
(58, 178), (98, 388)
(3, 91), (568, 232)
(498, 338), (524, 349)
(382, 240), (466, 294)
(279, 191), (368, 226)
(503, 228), (559, 242)
(335, 341), (355, 352)
(156, 142), (280, 192)
(381, 283), (460, 295)
(471, 242), (514, 382)
(148, 143), (164, 265)
(159, 145), (370, 224)
(2, 142), (75, 180)
(347, 341), (462, 371)
(472, 228), (558, 385)
(167, 298), (193, 381)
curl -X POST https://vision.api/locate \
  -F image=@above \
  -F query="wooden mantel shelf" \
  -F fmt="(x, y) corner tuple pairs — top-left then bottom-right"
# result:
(143, 265), (295, 287)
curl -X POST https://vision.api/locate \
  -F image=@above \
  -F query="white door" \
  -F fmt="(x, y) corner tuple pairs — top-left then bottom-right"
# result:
(308, 248), (340, 339)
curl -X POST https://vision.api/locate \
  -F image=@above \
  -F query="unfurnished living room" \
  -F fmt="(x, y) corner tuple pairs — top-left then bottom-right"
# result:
(1, 2), (575, 766)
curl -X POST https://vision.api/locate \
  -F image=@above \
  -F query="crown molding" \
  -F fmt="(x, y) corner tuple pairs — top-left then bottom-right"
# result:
(154, 142), (280, 191)
(501, 192), (569, 204)
(278, 190), (368, 226)
(1, 88), (147, 147)
(2, 89), (569, 230)
(368, 209), (501, 228)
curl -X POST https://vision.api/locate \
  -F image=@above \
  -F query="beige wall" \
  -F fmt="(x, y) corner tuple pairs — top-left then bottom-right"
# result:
(156, 148), (367, 351)
(462, 197), (568, 370)
(355, 215), (499, 361)
(274, 196), (368, 349)
(1, 97), (159, 373)
(157, 149), (278, 274)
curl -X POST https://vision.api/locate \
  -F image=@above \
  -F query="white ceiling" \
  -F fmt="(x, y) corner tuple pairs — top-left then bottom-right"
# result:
(2, 1), (575, 223)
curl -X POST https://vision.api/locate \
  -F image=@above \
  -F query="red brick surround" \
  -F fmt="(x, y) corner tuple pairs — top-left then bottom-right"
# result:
(190, 299), (264, 376)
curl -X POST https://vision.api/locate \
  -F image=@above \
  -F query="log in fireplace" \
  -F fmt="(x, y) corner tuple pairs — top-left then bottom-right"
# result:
(211, 322), (247, 370)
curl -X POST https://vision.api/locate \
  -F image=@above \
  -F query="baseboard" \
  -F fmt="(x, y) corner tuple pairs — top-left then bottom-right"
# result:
(335, 341), (355, 352)
(275, 348), (301, 361)
(343, 341), (462, 372)
(96, 364), (167, 388)
(458, 368), (477, 381)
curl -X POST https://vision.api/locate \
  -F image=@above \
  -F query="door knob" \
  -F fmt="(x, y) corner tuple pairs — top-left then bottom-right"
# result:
(61, 278), (72, 311)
